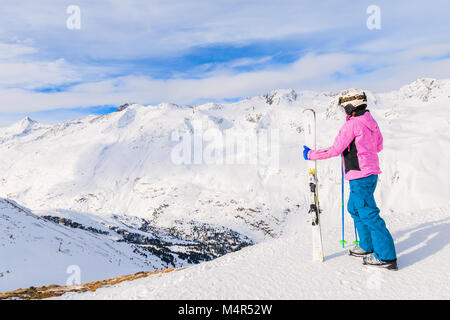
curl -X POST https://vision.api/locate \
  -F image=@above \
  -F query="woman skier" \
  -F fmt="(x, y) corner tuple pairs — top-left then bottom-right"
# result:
(303, 90), (397, 270)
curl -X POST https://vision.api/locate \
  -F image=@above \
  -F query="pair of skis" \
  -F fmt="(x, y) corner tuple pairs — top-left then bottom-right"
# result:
(303, 109), (359, 262)
(303, 109), (324, 262)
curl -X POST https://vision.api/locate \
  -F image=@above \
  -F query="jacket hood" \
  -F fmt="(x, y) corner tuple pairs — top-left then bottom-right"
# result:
(347, 110), (379, 132)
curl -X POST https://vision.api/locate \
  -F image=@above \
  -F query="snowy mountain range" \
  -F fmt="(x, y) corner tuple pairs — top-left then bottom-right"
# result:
(1, 78), (449, 298)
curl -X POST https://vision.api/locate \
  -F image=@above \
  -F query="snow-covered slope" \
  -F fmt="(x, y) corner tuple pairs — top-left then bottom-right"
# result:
(0, 197), (253, 292)
(1, 78), (449, 296)
(0, 197), (151, 292)
(59, 206), (450, 299)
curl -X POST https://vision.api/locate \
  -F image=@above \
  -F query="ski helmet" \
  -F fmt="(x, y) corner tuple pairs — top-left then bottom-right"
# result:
(338, 90), (367, 115)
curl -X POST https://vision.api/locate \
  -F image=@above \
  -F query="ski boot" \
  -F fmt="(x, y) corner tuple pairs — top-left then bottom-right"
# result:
(363, 253), (398, 271)
(348, 245), (372, 257)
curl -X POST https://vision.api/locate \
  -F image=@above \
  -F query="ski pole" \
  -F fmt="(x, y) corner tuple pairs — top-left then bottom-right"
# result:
(339, 156), (347, 248)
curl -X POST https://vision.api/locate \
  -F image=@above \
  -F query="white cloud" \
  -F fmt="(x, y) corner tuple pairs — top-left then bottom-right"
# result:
(0, 52), (363, 112)
(0, 0), (355, 59)
(0, 40), (77, 89)
(0, 58), (80, 89)
(0, 42), (37, 59)
(2, 49), (450, 116)
(340, 59), (450, 93)
(0, 0), (449, 121)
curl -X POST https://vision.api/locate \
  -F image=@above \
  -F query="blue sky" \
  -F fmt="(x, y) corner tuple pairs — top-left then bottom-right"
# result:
(0, 0), (449, 126)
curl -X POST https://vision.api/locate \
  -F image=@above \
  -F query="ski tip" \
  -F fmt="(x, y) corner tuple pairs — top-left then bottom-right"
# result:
(303, 108), (316, 113)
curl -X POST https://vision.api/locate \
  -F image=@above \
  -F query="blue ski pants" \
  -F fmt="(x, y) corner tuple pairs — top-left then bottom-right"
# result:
(347, 174), (397, 261)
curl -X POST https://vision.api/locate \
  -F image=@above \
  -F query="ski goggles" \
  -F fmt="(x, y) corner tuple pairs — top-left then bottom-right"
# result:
(338, 93), (367, 106)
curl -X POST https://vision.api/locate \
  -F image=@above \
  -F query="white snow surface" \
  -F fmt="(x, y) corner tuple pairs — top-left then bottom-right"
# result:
(0, 198), (152, 291)
(60, 207), (449, 299)
(1, 78), (449, 298)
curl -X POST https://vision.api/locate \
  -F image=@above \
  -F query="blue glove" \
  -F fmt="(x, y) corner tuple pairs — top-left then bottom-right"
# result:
(303, 145), (311, 160)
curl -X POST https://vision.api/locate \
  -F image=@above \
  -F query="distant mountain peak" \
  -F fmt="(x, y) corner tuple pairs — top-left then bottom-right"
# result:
(20, 116), (37, 124)
(398, 77), (446, 102)
(9, 116), (39, 135)
(262, 89), (298, 105)
(115, 103), (131, 112)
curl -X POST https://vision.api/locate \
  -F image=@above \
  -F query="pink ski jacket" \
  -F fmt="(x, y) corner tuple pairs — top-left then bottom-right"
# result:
(308, 110), (383, 181)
